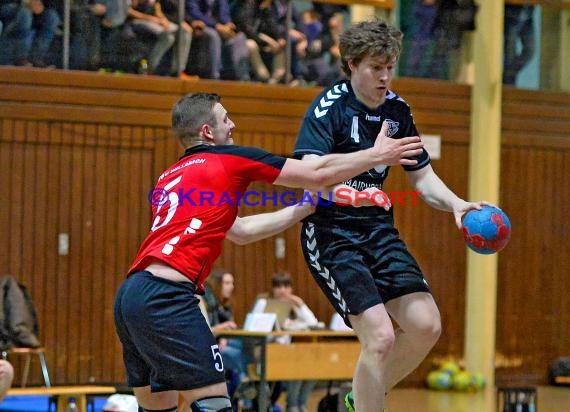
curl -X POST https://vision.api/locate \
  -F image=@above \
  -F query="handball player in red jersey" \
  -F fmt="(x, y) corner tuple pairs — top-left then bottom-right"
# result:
(114, 92), (425, 412)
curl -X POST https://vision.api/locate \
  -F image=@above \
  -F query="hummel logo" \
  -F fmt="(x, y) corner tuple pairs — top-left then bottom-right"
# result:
(313, 83), (348, 118)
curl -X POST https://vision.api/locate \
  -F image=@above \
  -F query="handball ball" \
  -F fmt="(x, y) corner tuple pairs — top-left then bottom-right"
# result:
(470, 372), (486, 391)
(426, 370), (452, 390)
(462, 205), (511, 254)
(452, 371), (472, 391)
(440, 361), (460, 377)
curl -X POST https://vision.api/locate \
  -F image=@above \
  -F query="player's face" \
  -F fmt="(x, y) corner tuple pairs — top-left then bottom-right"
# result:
(211, 103), (235, 145)
(349, 55), (396, 109)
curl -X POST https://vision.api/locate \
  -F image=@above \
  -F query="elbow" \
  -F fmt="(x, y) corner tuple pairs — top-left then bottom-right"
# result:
(229, 233), (251, 246)
(305, 169), (332, 191)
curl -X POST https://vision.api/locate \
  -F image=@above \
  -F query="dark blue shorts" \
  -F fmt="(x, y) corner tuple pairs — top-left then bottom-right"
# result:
(114, 271), (226, 392)
(301, 213), (431, 326)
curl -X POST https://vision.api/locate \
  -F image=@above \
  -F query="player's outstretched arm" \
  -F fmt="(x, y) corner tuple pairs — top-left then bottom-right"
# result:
(226, 196), (316, 245)
(276, 121), (424, 191)
(407, 165), (486, 228)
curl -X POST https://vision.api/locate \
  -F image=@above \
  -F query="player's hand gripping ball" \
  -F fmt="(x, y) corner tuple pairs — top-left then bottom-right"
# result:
(462, 206), (511, 254)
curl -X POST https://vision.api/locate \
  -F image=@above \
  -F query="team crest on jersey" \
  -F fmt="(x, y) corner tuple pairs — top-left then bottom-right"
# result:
(313, 83), (349, 118)
(385, 119), (399, 137)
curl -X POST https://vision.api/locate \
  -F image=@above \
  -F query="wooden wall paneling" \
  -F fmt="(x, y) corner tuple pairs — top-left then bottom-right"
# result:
(78, 137), (95, 383)
(90, 140), (109, 384)
(497, 148), (570, 379)
(41, 123), (61, 385)
(0, 141), (10, 271)
(54, 138), (72, 384)
(102, 141), (121, 384)
(497, 88), (570, 385)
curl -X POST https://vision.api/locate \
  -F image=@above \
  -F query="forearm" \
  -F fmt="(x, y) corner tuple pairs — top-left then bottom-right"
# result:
(227, 203), (312, 245)
(311, 149), (383, 188)
(412, 168), (467, 212)
(276, 149), (381, 190)
(294, 304), (318, 325)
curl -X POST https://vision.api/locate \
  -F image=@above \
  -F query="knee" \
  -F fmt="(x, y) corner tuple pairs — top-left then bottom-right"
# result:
(246, 39), (259, 52)
(16, 8), (33, 29)
(43, 9), (60, 30)
(416, 315), (442, 348)
(361, 328), (396, 360)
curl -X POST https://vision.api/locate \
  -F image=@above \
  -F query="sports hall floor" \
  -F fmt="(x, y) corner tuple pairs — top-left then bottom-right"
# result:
(300, 386), (570, 412)
(0, 386), (568, 411)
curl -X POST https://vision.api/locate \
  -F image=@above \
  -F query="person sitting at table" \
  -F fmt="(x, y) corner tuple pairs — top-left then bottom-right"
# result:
(251, 271), (319, 412)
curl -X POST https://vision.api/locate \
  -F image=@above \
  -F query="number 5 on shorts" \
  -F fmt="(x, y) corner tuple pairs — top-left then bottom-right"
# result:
(211, 344), (224, 372)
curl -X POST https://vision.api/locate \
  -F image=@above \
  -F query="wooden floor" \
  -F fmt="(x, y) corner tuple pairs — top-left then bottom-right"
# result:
(286, 385), (570, 412)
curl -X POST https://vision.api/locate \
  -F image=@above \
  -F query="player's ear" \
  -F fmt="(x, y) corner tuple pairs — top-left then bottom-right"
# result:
(348, 58), (357, 72)
(200, 124), (214, 143)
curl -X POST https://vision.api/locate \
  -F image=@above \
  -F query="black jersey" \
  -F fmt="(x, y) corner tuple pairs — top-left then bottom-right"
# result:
(293, 80), (430, 219)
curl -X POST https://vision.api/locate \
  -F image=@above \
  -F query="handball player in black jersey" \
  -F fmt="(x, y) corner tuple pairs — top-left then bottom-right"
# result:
(113, 92), (425, 412)
(293, 19), (487, 412)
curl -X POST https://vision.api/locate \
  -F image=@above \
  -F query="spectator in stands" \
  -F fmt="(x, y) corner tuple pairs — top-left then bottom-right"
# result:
(230, 0), (273, 82)
(427, 0), (477, 80)
(263, 0), (305, 84)
(405, 0), (438, 78)
(49, 0), (105, 70)
(503, 4), (535, 85)
(0, 0), (31, 65)
(251, 272), (319, 412)
(158, 0), (193, 77)
(128, 0), (178, 75)
(0, 359), (14, 402)
(24, 0), (59, 68)
(91, 0), (135, 71)
(297, 8), (344, 87)
(0, 0), (59, 67)
(185, 0), (250, 80)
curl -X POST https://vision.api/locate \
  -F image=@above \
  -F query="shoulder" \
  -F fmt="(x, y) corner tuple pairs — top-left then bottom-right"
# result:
(307, 80), (351, 121)
(385, 90), (413, 112)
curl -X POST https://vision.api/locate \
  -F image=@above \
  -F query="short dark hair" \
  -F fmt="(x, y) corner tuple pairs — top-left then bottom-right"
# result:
(171, 93), (220, 145)
(271, 271), (292, 287)
(339, 18), (403, 77)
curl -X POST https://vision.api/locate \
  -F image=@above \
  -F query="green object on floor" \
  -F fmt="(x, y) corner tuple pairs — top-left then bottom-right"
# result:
(344, 391), (355, 412)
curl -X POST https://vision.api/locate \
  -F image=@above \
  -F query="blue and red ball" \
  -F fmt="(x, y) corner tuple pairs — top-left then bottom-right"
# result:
(462, 206), (511, 254)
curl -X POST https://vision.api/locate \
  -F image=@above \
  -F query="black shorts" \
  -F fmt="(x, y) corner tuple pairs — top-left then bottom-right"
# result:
(301, 213), (430, 326)
(114, 271), (226, 392)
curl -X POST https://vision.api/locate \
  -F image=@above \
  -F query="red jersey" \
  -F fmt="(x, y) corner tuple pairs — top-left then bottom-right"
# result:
(129, 144), (286, 292)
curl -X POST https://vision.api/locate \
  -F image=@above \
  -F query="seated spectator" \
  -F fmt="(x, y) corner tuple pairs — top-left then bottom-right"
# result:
(0, 0), (32, 65)
(252, 272), (319, 412)
(406, 0), (438, 78)
(0, 0), (59, 67)
(262, 0), (305, 84)
(233, 0), (304, 84)
(49, 0), (106, 70)
(128, 0), (177, 75)
(230, 0), (272, 82)
(428, 0), (477, 81)
(25, 0), (60, 67)
(0, 359), (14, 402)
(185, 0), (250, 80)
(503, 4), (535, 85)
(158, 0), (193, 77)
(296, 8), (344, 87)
